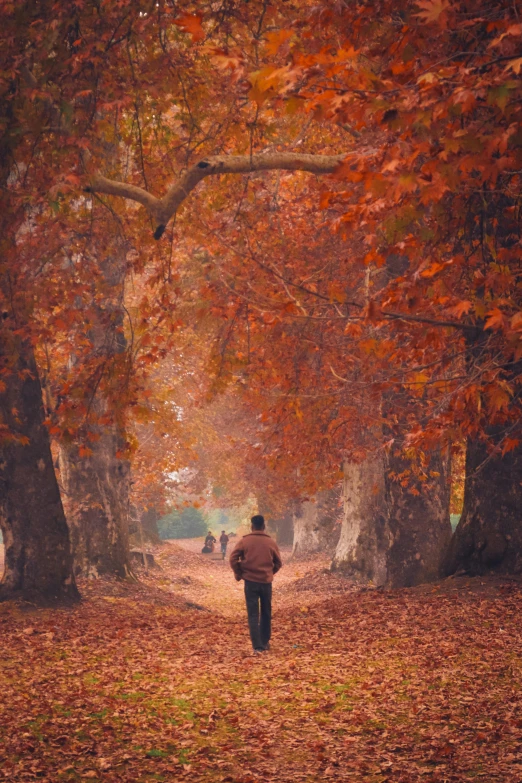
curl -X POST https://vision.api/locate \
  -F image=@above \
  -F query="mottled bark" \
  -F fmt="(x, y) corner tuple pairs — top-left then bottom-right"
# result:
(444, 435), (522, 575)
(60, 430), (132, 578)
(331, 457), (389, 585)
(332, 451), (451, 588)
(292, 501), (321, 556)
(292, 491), (339, 557)
(0, 345), (79, 603)
(332, 255), (451, 587)
(385, 447), (451, 587)
(444, 309), (522, 575)
(140, 508), (161, 544)
(88, 152), (347, 238)
(269, 508), (294, 546)
(60, 251), (132, 578)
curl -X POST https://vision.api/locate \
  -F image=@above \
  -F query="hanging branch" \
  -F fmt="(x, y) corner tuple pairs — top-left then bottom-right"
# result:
(85, 152), (347, 239)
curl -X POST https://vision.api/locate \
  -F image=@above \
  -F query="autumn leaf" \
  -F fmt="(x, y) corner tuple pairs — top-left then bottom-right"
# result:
(484, 308), (505, 330)
(489, 22), (522, 48)
(502, 436), (520, 455)
(415, 0), (451, 26)
(511, 312), (522, 331)
(264, 29), (293, 56)
(487, 384), (511, 412)
(174, 12), (205, 42)
(2, 542), (522, 783)
(504, 57), (522, 75)
(448, 300), (472, 318)
(420, 262), (445, 278)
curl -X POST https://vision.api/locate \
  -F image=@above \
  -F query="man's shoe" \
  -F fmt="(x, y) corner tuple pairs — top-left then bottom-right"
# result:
(253, 648), (264, 655)
(263, 643), (270, 651)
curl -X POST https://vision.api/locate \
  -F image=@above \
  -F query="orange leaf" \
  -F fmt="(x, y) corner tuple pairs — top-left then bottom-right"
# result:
(174, 12), (204, 43)
(487, 385), (510, 412)
(511, 312), (522, 331)
(449, 300), (472, 318)
(421, 262), (444, 278)
(484, 308), (505, 330)
(502, 437), (520, 456)
(504, 57), (522, 75)
(264, 29), (293, 56)
(415, 0), (451, 26)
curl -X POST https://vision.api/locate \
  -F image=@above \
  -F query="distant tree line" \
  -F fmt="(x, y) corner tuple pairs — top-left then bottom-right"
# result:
(157, 507), (209, 540)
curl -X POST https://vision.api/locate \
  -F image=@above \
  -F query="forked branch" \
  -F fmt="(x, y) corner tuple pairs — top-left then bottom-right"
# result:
(86, 152), (346, 239)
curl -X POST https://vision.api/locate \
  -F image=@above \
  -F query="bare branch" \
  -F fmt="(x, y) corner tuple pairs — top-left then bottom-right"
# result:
(86, 152), (347, 239)
(381, 310), (480, 333)
(85, 174), (162, 222)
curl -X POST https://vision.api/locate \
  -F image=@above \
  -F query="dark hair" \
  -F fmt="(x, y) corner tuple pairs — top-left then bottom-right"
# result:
(251, 514), (265, 530)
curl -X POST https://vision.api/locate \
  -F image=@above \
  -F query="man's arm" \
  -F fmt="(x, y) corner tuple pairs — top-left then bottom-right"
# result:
(272, 543), (283, 575)
(229, 539), (244, 581)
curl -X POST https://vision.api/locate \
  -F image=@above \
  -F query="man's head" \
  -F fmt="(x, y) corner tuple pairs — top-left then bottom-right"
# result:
(221, 530), (225, 534)
(251, 514), (265, 531)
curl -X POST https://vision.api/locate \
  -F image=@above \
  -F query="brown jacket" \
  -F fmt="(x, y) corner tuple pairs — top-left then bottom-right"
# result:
(229, 531), (283, 583)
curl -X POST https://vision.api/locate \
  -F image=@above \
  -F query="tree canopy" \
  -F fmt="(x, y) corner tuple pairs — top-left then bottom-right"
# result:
(1, 0), (522, 599)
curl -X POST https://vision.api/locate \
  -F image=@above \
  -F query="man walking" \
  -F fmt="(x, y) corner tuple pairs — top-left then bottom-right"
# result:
(229, 515), (283, 654)
(219, 530), (229, 560)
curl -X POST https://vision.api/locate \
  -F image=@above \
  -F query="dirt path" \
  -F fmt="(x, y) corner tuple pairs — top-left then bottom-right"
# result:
(1, 542), (522, 782)
(153, 538), (352, 618)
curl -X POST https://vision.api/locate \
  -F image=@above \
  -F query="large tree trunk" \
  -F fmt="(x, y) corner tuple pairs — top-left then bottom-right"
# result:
(129, 505), (161, 546)
(269, 508), (294, 546)
(384, 447), (452, 587)
(60, 428), (132, 578)
(444, 435), (522, 575)
(331, 457), (390, 585)
(332, 449), (451, 588)
(292, 491), (339, 557)
(59, 251), (133, 578)
(140, 508), (161, 544)
(332, 254), (452, 587)
(0, 345), (79, 603)
(292, 501), (321, 556)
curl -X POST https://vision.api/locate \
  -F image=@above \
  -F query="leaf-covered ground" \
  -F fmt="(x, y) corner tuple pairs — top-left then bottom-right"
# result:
(1, 541), (522, 783)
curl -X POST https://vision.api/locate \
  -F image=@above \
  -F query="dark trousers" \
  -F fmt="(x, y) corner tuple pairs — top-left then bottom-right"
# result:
(244, 580), (272, 650)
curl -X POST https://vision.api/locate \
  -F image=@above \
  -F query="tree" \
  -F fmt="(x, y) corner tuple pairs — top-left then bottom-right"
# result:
(292, 491), (340, 557)
(444, 431), (522, 575)
(0, 1), (345, 599)
(333, 449), (451, 588)
(0, 343), (79, 603)
(267, 507), (294, 546)
(181, 0), (522, 579)
(3, 0), (522, 602)
(0, 0), (207, 598)
(158, 506), (208, 540)
(271, 0), (522, 575)
(57, 245), (133, 578)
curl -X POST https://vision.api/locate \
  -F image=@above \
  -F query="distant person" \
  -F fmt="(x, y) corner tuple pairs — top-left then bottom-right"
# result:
(219, 530), (229, 560)
(202, 531), (216, 554)
(229, 515), (283, 654)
